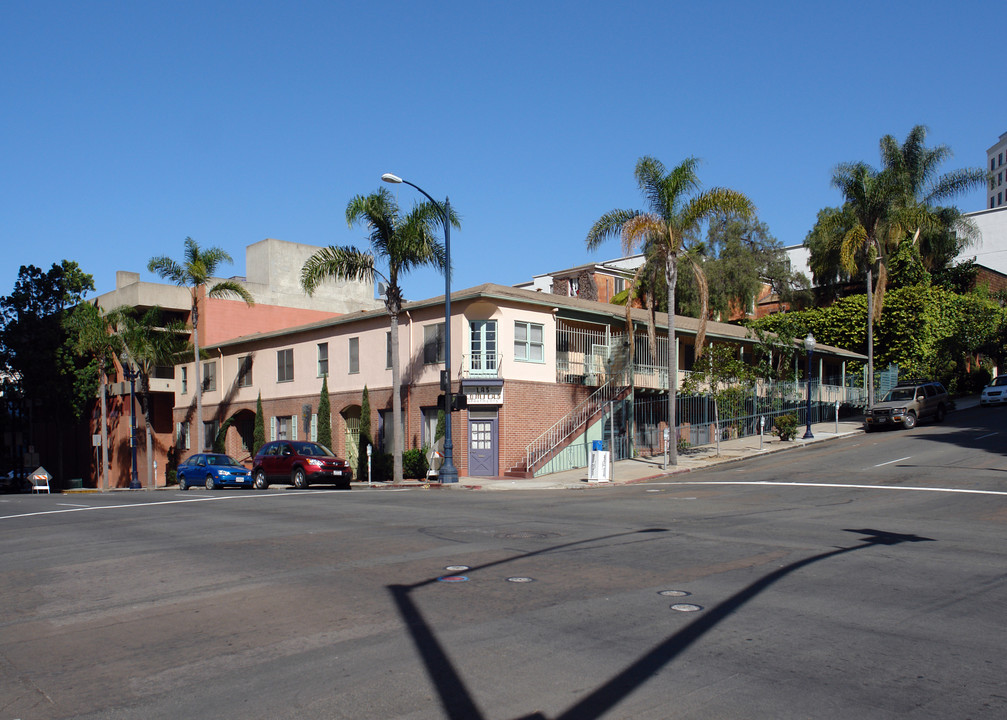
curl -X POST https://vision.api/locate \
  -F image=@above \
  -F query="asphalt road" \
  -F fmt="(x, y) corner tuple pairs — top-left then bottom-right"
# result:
(1, 406), (1005, 719)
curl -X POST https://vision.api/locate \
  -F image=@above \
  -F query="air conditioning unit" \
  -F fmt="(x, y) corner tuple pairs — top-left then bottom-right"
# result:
(377, 282), (388, 298)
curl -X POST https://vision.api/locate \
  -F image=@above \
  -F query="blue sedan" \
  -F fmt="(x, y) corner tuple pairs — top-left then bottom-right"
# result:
(177, 453), (253, 490)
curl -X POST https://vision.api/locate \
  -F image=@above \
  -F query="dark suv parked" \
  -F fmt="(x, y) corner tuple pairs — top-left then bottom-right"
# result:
(864, 380), (950, 431)
(252, 441), (353, 490)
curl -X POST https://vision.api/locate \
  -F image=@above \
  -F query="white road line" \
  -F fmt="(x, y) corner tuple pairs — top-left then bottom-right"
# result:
(976, 432), (998, 440)
(0, 490), (330, 521)
(873, 456), (912, 468)
(56, 503), (92, 508)
(642, 481), (1007, 497)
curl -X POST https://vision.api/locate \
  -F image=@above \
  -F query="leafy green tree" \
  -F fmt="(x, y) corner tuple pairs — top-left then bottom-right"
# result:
(681, 343), (758, 455)
(253, 393), (265, 457)
(107, 305), (190, 489)
(301, 188), (457, 482)
(1, 261), (96, 480)
(317, 376), (332, 449)
(586, 156), (754, 465)
(148, 238), (255, 452)
(678, 215), (809, 319)
(66, 301), (124, 491)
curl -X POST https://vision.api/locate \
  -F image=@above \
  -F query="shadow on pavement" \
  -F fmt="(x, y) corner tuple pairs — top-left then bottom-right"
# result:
(388, 528), (933, 720)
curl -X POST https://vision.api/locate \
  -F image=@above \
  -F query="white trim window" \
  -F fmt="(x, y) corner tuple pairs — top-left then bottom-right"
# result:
(514, 321), (544, 362)
(317, 343), (329, 377)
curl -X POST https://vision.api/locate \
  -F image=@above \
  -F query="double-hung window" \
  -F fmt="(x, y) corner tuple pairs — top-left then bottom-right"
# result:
(514, 321), (544, 362)
(202, 361), (217, 391)
(317, 343), (329, 377)
(348, 337), (359, 374)
(424, 323), (445, 364)
(277, 348), (294, 382)
(237, 355), (253, 387)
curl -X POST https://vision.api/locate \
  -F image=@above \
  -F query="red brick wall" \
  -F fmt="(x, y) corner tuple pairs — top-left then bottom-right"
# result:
(185, 379), (593, 478)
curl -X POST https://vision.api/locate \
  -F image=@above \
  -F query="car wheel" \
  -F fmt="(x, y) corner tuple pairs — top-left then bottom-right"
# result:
(253, 470), (268, 489)
(205, 475), (216, 490)
(293, 467), (309, 489)
(179, 476), (188, 491)
(935, 404), (946, 422)
(903, 412), (917, 430)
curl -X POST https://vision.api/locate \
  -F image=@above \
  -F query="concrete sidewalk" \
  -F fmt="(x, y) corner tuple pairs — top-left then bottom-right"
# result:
(382, 395), (980, 492)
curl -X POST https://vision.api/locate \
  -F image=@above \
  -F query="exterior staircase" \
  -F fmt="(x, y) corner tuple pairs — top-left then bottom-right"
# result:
(505, 379), (632, 478)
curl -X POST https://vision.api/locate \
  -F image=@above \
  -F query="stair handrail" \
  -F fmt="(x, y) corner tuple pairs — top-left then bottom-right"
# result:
(524, 378), (627, 472)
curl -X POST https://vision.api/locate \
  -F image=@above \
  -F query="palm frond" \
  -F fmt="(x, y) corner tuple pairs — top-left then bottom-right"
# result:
(586, 208), (639, 250)
(146, 256), (186, 286)
(208, 279), (255, 305)
(300, 245), (377, 296)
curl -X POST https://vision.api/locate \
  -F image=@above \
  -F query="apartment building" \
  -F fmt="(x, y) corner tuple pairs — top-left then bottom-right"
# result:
(989, 131), (1007, 209)
(189, 283), (865, 480)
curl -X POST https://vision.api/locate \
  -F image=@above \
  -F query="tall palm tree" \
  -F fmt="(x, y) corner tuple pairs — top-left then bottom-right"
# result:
(880, 125), (988, 269)
(148, 238), (254, 452)
(301, 187), (455, 482)
(586, 156), (755, 465)
(831, 162), (905, 407)
(107, 305), (190, 488)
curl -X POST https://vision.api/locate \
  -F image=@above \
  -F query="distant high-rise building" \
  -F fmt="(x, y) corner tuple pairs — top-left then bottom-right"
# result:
(988, 131), (1007, 209)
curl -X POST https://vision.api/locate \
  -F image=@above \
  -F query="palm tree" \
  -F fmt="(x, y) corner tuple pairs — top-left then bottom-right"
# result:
(107, 305), (190, 488)
(831, 162), (905, 407)
(880, 125), (988, 269)
(586, 156), (755, 465)
(148, 238), (254, 452)
(301, 187), (455, 482)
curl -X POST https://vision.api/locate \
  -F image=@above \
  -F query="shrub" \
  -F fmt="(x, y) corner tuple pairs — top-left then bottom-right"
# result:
(402, 448), (429, 479)
(773, 414), (798, 441)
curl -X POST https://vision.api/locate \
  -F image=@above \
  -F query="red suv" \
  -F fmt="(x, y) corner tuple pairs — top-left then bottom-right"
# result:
(252, 441), (353, 490)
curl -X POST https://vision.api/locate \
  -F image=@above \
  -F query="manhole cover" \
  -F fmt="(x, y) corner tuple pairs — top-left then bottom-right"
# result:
(658, 590), (691, 597)
(671, 603), (703, 612)
(444, 565), (471, 572)
(497, 531), (559, 539)
(437, 576), (469, 583)
(506, 576), (536, 583)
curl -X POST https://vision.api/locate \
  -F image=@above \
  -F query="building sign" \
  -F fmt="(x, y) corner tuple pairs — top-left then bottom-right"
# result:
(464, 384), (504, 405)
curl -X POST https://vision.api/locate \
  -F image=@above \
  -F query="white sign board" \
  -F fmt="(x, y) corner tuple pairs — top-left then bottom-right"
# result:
(588, 450), (611, 482)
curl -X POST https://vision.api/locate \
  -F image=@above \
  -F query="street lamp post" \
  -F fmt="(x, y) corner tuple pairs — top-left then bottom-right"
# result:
(122, 362), (141, 488)
(803, 333), (816, 440)
(381, 173), (458, 483)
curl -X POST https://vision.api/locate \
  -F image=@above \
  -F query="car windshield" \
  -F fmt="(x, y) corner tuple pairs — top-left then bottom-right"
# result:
(883, 388), (916, 402)
(993, 377), (1007, 387)
(207, 455), (241, 466)
(293, 442), (334, 457)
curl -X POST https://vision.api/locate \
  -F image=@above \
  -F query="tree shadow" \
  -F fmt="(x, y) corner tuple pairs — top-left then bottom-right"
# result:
(388, 528), (933, 720)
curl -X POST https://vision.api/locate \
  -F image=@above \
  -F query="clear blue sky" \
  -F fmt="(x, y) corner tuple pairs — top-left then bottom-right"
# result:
(2, 1), (1004, 305)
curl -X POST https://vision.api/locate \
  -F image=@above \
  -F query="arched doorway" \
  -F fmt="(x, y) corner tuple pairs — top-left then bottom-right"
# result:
(342, 405), (361, 470)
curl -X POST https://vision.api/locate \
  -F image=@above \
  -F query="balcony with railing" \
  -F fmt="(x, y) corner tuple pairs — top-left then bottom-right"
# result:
(461, 353), (503, 378)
